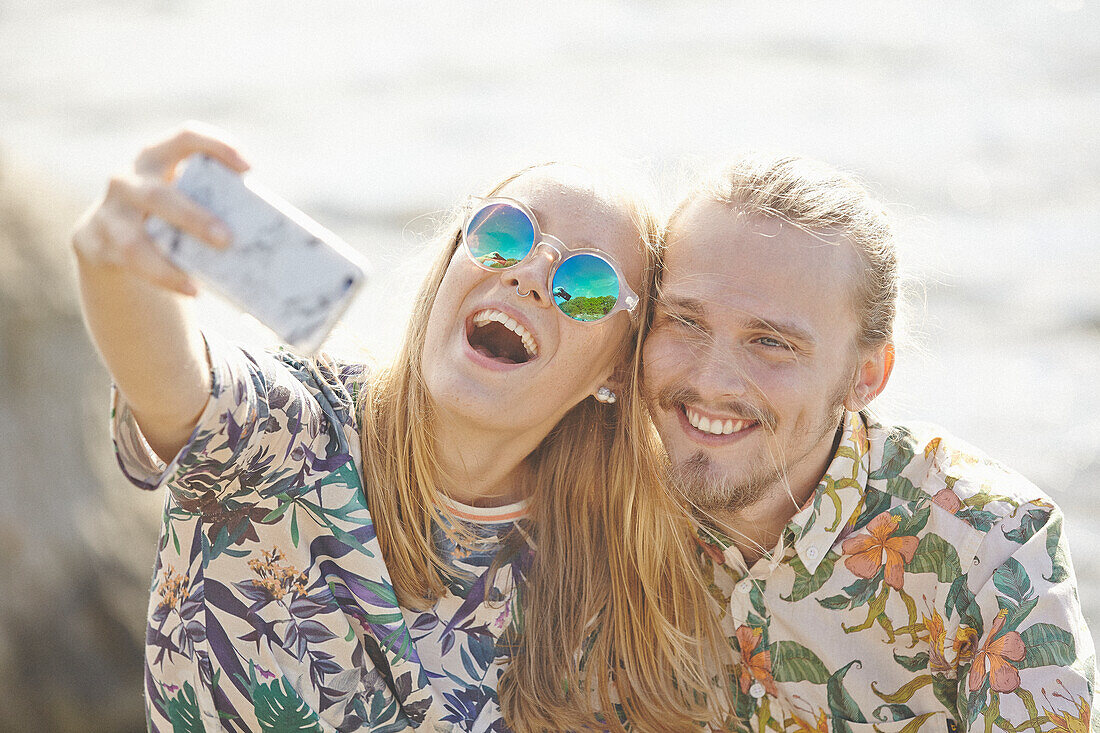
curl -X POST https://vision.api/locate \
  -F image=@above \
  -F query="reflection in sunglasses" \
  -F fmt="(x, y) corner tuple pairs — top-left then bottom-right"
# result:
(463, 198), (636, 323)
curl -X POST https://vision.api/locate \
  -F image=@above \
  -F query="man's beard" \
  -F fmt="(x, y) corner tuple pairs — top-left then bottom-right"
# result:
(667, 450), (777, 515)
(653, 381), (849, 516)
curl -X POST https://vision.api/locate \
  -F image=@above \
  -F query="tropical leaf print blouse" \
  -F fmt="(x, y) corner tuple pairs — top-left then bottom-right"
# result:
(111, 336), (528, 732)
(697, 411), (1096, 733)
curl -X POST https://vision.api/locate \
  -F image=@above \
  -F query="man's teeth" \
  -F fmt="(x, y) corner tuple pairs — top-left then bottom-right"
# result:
(472, 309), (538, 358)
(685, 407), (753, 435)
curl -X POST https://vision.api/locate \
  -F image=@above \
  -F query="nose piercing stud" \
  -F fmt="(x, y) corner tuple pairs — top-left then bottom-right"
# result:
(595, 386), (617, 404)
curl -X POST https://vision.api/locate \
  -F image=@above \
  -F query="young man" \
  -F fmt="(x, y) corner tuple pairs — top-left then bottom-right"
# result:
(643, 155), (1095, 732)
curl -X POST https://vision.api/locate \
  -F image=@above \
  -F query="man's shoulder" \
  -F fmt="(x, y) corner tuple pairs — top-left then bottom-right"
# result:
(864, 416), (1056, 535)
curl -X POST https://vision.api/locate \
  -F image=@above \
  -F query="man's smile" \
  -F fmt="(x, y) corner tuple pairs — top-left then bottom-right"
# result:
(678, 404), (759, 443)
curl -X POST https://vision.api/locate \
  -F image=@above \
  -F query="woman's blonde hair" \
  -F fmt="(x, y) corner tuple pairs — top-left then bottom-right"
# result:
(356, 164), (731, 730)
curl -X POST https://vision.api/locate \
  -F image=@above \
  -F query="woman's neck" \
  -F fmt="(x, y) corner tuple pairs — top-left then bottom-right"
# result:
(431, 410), (542, 508)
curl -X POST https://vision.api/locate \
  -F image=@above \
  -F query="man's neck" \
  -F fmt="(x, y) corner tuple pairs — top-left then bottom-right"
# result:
(708, 424), (844, 566)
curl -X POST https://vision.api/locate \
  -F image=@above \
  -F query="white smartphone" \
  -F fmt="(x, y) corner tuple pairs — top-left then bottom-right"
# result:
(146, 154), (369, 354)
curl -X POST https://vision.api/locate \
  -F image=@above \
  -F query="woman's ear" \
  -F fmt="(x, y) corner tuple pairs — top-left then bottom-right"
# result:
(845, 341), (895, 412)
(591, 362), (631, 403)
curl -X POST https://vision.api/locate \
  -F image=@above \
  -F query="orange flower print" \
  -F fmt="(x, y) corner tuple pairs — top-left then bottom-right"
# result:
(156, 565), (187, 611)
(968, 610), (1026, 693)
(923, 437), (942, 458)
(932, 487), (962, 514)
(734, 625), (778, 698)
(791, 709), (828, 733)
(921, 608), (951, 673)
(841, 512), (919, 590)
(695, 536), (726, 566)
(953, 625), (978, 665)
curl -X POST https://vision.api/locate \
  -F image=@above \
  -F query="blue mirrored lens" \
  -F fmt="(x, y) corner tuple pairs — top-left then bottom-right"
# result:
(465, 203), (535, 268)
(552, 254), (620, 321)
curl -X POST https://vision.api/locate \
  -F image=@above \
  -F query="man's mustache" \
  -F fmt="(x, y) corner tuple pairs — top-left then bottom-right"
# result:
(651, 384), (777, 432)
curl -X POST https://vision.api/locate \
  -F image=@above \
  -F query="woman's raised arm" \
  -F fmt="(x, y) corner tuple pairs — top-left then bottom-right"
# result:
(71, 125), (249, 461)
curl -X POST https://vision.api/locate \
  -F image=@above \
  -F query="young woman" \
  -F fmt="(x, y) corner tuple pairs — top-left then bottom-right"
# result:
(73, 126), (729, 731)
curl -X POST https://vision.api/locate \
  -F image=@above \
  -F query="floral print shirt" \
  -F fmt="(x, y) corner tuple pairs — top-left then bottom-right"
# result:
(697, 411), (1096, 733)
(111, 337), (528, 732)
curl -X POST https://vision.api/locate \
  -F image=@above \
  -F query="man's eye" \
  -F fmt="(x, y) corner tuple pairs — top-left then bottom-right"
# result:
(756, 335), (790, 349)
(670, 313), (700, 329)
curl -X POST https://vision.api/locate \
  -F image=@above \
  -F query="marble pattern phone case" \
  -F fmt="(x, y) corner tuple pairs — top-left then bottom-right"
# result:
(146, 154), (368, 353)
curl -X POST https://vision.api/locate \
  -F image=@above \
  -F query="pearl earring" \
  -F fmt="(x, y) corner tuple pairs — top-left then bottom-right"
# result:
(595, 386), (617, 404)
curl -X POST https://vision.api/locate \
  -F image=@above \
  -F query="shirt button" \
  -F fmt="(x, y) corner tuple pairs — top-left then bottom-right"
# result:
(749, 682), (766, 699)
(736, 579), (753, 594)
(805, 546), (819, 560)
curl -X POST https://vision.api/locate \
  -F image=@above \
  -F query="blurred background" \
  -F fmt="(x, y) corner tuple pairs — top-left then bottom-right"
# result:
(0, 0), (1097, 729)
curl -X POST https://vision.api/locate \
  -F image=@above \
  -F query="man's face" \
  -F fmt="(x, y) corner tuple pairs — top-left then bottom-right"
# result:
(642, 200), (865, 514)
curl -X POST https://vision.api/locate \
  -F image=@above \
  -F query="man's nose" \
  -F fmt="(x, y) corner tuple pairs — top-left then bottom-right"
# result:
(502, 243), (558, 305)
(690, 343), (749, 402)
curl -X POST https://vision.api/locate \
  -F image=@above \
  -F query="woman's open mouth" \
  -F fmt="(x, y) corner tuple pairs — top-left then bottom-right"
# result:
(466, 308), (539, 365)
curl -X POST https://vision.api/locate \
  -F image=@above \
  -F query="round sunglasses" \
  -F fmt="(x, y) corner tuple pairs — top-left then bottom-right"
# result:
(461, 197), (640, 323)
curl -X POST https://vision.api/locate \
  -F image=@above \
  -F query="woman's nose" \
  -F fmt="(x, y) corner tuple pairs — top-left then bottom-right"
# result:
(502, 243), (557, 305)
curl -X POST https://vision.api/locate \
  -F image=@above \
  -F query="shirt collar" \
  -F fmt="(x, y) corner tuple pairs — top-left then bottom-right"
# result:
(785, 410), (871, 574)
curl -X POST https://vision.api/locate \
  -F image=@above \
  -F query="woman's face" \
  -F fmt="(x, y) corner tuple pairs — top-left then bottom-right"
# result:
(421, 167), (645, 437)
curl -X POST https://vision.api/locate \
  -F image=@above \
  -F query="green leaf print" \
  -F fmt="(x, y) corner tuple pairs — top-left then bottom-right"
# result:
(945, 576), (982, 632)
(872, 703), (915, 723)
(818, 593), (851, 610)
(892, 650), (930, 672)
(1003, 508), (1048, 545)
(771, 640), (829, 683)
(992, 557), (1032, 603)
(1018, 623), (1076, 669)
(1045, 514), (1070, 584)
(869, 428), (914, 481)
(997, 593), (1038, 634)
(164, 682), (206, 733)
(252, 677), (324, 733)
(894, 504), (930, 536)
(783, 551), (838, 602)
(842, 570), (883, 609)
(852, 488), (893, 531)
(886, 475), (925, 503)
(827, 660), (867, 723)
(930, 674), (957, 718)
(907, 533), (963, 582)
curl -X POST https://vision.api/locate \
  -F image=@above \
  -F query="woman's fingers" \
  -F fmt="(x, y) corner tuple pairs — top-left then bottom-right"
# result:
(72, 121), (246, 295)
(107, 174), (231, 248)
(96, 214), (198, 296)
(134, 122), (249, 180)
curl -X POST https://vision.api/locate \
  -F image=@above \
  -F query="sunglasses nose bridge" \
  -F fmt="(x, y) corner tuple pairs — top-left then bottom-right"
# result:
(532, 238), (563, 264)
(501, 241), (557, 306)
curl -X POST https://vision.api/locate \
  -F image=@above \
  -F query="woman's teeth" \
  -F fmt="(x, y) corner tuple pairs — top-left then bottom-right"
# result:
(472, 308), (538, 358)
(685, 406), (752, 436)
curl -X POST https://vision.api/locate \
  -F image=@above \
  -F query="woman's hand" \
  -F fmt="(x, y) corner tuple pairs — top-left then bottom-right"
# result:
(72, 123), (249, 294)
(73, 123), (251, 462)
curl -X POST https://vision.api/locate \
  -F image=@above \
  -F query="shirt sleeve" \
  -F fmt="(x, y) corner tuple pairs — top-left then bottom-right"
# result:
(110, 332), (333, 502)
(957, 499), (1095, 732)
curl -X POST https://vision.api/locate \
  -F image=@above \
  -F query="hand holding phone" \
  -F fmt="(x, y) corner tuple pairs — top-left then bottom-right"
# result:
(145, 154), (369, 354)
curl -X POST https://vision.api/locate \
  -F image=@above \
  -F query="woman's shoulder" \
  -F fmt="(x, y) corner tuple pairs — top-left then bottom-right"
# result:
(258, 345), (371, 429)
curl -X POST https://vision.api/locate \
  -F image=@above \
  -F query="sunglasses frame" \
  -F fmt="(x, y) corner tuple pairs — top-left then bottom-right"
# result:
(460, 196), (640, 323)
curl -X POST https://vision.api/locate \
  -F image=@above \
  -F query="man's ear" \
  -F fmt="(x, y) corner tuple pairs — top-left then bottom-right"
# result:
(845, 342), (894, 412)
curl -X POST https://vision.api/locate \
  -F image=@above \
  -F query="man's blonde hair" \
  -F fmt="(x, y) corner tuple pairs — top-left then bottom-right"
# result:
(672, 153), (898, 350)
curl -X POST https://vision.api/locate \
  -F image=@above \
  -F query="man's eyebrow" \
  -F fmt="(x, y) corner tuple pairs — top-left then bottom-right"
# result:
(745, 316), (816, 346)
(657, 296), (706, 316)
